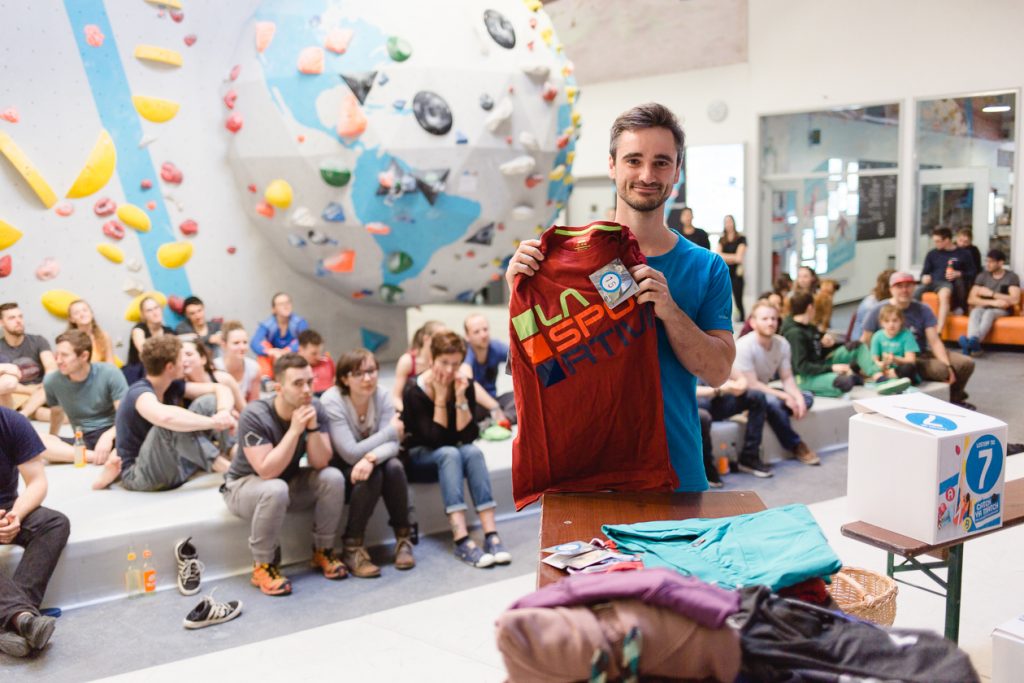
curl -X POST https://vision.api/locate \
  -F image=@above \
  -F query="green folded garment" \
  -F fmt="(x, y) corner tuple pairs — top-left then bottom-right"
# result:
(481, 425), (513, 441)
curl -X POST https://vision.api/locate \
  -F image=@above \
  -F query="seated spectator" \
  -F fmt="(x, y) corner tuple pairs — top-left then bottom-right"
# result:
(850, 269), (894, 342)
(862, 272), (975, 409)
(773, 273), (794, 301)
(94, 336), (237, 491)
(780, 292), (879, 397)
(0, 302), (56, 421)
(795, 266), (819, 295)
(297, 330), (335, 397)
(0, 361), (17, 407)
(214, 321), (261, 403)
(955, 228), (982, 287)
(735, 302), (820, 466)
(463, 314), (515, 425)
(914, 226), (976, 332)
(175, 296), (224, 358)
(250, 292), (308, 379)
(321, 349), (414, 578)
(124, 297), (174, 385)
(738, 292), (782, 337)
(0, 407), (70, 658)
(181, 340), (246, 413)
(960, 248), (1021, 356)
(391, 320), (444, 412)
(41, 330), (127, 465)
(696, 368), (773, 482)
(66, 299), (115, 365)
(222, 353), (346, 596)
(870, 305), (920, 382)
(402, 331), (510, 568)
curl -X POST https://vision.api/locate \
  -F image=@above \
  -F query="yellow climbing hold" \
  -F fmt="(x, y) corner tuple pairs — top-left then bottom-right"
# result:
(145, 0), (181, 8)
(565, 86), (578, 104)
(96, 243), (124, 264)
(540, 28), (553, 46)
(572, 111), (582, 127)
(157, 241), (193, 269)
(41, 289), (81, 319)
(117, 204), (151, 232)
(523, 0), (543, 11)
(0, 132), (58, 208)
(566, 151), (576, 164)
(125, 291), (168, 322)
(0, 219), (23, 250)
(135, 45), (183, 67)
(132, 95), (180, 123)
(264, 179), (293, 209)
(548, 165), (566, 181)
(66, 130), (117, 198)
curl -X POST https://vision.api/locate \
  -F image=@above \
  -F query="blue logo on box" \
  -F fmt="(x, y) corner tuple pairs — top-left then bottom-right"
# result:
(966, 434), (1003, 494)
(906, 412), (957, 432)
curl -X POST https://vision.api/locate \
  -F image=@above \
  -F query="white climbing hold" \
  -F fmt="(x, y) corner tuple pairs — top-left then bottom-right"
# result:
(499, 155), (536, 176)
(484, 97), (513, 133)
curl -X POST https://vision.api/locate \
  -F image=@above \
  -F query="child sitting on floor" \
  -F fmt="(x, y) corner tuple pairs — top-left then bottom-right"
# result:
(869, 304), (919, 383)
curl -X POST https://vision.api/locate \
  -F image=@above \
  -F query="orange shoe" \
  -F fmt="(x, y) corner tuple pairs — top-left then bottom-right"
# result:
(251, 563), (292, 596)
(311, 547), (348, 580)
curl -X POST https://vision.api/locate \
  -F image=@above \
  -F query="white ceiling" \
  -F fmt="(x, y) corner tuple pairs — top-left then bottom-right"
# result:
(544, 0), (748, 85)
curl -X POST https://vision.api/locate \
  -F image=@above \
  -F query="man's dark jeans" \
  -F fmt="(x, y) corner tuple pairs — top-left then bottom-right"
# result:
(699, 389), (815, 458)
(0, 506), (70, 628)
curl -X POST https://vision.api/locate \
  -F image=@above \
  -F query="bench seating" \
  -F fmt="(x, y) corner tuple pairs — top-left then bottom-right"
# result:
(922, 291), (1024, 346)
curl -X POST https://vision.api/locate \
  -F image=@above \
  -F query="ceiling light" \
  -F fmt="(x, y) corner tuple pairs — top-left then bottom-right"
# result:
(982, 105), (1011, 113)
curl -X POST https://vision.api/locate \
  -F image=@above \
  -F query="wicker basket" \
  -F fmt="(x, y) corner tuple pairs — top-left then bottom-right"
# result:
(826, 566), (898, 626)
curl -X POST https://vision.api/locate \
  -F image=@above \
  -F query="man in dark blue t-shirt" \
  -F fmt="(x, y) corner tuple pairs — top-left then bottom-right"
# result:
(462, 314), (515, 425)
(914, 226), (976, 332)
(0, 407), (70, 657)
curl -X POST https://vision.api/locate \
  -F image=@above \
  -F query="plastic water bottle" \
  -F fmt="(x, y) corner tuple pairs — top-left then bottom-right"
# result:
(125, 547), (143, 597)
(73, 429), (87, 468)
(142, 546), (157, 594)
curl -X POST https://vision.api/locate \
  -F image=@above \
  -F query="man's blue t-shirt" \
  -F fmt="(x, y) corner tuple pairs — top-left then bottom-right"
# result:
(861, 300), (937, 352)
(465, 339), (509, 398)
(645, 231), (733, 492)
(0, 406), (46, 510)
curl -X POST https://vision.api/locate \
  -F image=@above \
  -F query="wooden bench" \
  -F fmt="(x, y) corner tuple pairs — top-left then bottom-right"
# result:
(841, 477), (1024, 643)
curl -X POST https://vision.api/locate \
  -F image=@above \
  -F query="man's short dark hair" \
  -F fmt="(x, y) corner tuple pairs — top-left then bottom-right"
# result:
(56, 329), (93, 361)
(271, 292), (289, 307)
(273, 352), (309, 380)
(681, 207), (693, 216)
(182, 296), (204, 312)
(609, 102), (685, 167)
(141, 335), (181, 376)
(956, 227), (973, 239)
(298, 329), (322, 347)
(932, 226), (953, 240)
(987, 248), (1007, 262)
(430, 330), (466, 359)
(0, 302), (19, 316)
(791, 291), (815, 315)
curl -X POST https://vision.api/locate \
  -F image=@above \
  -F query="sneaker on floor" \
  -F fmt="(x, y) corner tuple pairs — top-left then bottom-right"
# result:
(311, 547), (348, 580)
(183, 591), (243, 630)
(736, 459), (773, 478)
(953, 400), (977, 411)
(175, 537), (203, 596)
(707, 479), (725, 489)
(483, 534), (512, 565)
(876, 377), (912, 395)
(454, 540), (495, 568)
(958, 335), (971, 356)
(0, 630), (31, 658)
(14, 614), (55, 651)
(251, 563), (292, 596)
(969, 337), (983, 357)
(793, 442), (821, 466)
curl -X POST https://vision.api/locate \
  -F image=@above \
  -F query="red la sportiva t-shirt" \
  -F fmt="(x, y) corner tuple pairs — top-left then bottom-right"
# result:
(509, 221), (677, 509)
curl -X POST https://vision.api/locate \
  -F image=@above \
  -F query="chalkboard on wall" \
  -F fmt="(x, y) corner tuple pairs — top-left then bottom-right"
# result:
(857, 174), (897, 241)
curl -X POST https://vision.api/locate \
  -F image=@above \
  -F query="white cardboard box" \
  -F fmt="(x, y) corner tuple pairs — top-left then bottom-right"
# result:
(992, 614), (1024, 683)
(848, 393), (1006, 544)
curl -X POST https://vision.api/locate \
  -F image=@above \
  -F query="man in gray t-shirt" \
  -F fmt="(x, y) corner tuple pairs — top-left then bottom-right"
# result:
(962, 249), (1021, 353)
(221, 353), (346, 596)
(0, 303), (56, 421)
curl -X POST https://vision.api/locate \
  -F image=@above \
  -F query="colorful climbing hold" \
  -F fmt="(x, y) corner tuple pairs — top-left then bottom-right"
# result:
(0, 255), (10, 278)
(483, 9), (516, 49)
(170, 9), (184, 22)
(297, 46), (324, 74)
(378, 73), (389, 86)
(35, 257), (60, 281)
(548, 164), (566, 181)
(145, 200), (156, 210)
(0, 219), (23, 249)
(96, 243), (124, 264)
(386, 251), (413, 274)
(229, 64), (241, 81)
(465, 223), (495, 246)
(102, 220), (125, 240)
(319, 162), (351, 187)
(525, 174), (544, 189)
(500, 156), (536, 176)
(179, 219), (198, 236)
(412, 91), (452, 136)
(157, 241), (193, 268)
(184, 34), (197, 47)
(140, 179), (152, 190)
(255, 200), (274, 218)
(542, 82), (558, 102)
(226, 246), (237, 254)
(168, 296), (185, 314)
(324, 27), (353, 54)
(66, 130), (117, 199)
(323, 249), (355, 273)
(392, 99), (406, 111)
(287, 234), (307, 248)
(341, 72), (376, 105)
(132, 95), (180, 123)
(290, 207), (315, 228)
(247, 183), (257, 193)
(379, 284), (403, 304)
(321, 202), (345, 222)
(365, 222), (390, 235)
(0, 131), (58, 208)
(264, 179), (293, 209)
(0, 108), (18, 123)
(255, 21), (276, 53)
(55, 203), (74, 216)
(337, 92), (367, 139)
(360, 328), (389, 352)
(117, 203), (151, 232)
(307, 229), (333, 245)
(223, 90), (237, 109)
(479, 94), (494, 111)
(387, 36), (412, 61)
(41, 289), (80, 318)
(160, 161), (183, 184)
(484, 97), (512, 132)
(135, 44), (184, 67)
(225, 113), (243, 133)
(84, 25), (104, 47)
(455, 131), (468, 144)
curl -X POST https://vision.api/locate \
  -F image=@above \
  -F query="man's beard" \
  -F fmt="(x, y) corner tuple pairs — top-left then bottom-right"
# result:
(617, 182), (671, 213)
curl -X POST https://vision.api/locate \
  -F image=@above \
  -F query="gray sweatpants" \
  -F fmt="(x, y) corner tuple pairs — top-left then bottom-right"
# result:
(222, 466), (345, 564)
(121, 394), (224, 492)
(967, 306), (1008, 341)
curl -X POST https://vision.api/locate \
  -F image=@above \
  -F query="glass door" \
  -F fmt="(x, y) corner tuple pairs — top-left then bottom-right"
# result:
(915, 168), (990, 265)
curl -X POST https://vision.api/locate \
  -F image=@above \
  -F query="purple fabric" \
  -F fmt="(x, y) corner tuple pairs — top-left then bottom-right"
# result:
(510, 568), (740, 628)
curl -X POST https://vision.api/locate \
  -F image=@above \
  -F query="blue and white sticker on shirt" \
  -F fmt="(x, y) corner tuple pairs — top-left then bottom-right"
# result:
(906, 412), (958, 432)
(589, 258), (639, 309)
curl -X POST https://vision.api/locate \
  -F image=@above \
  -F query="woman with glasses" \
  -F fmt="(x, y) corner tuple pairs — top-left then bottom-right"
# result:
(401, 331), (511, 569)
(321, 349), (414, 577)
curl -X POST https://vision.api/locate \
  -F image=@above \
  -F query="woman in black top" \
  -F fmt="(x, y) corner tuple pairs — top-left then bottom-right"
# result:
(716, 214), (747, 321)
(123, 297), (174, 383)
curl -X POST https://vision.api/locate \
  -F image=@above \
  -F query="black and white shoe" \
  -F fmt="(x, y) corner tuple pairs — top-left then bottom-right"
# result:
(175, 537), (204, 596)
(737, 459), (774, 478)
(183, 591), (243, 630)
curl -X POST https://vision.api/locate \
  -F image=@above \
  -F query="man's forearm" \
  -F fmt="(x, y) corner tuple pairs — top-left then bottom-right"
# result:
(12, 479), (46, 521)
(214, 384), (234, 413)
(662, 308), (734, 386)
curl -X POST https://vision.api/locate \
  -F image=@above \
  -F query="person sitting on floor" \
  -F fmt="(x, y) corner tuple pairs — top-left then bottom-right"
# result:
(321, 348), (415, 578)
(914, 226), (976, 333)
(222, 353), (346, 596)
(214, 321), (261, 403)
(861, 272), (976, 409)
(850, 269), (895, 342)
(959, 248), (1020, 356)
(94, 336), (237, 491)
(66, 299), (115, 365)
(181, 340), (246, 413)
(734, 301), (820, 466)
(463, 313), (515, 425)
(0, 302), (57, 422)
(296, 329), (335, 397)
(0, 407), (70, 658)
(870, 304), (920, 383)
(41, 330), (127, 465)
(123, 297), (174, 384)
(391, 320), (445, 412)
(401, 331), (511, 569)
(696, 367), (774, 482)
(250, 292), (309, 380)
(738, 292), (782, 337)
(175, 296), (224, 358)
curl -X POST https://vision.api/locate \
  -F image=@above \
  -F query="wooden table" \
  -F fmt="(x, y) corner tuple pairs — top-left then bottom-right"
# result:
(841, 477), (1024, 643)
(537, 490), (767, 588)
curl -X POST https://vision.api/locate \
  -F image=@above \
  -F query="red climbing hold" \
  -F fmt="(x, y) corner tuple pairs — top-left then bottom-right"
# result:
(168, 296), (185, 314)
(184, 34), (197, 47)
(224, 90), (237, 109)
(247, 183), (257, 193)
(93, 198), (117, 216)
(229, 64), (241, 81)
(227, 246), (237, 254)
(160, 162), (183, 184)
(256, 200), (274, 217)
(170, 9), (184, 23)
(102, 220), (125, 240)
(179, 219), (198, 236)
(226, 113), (243, 133)
(0, 255), (11, 278)
(146, 200), (156, 210)
(141, 179), (153, 190)
(55, 203), (74, 217)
